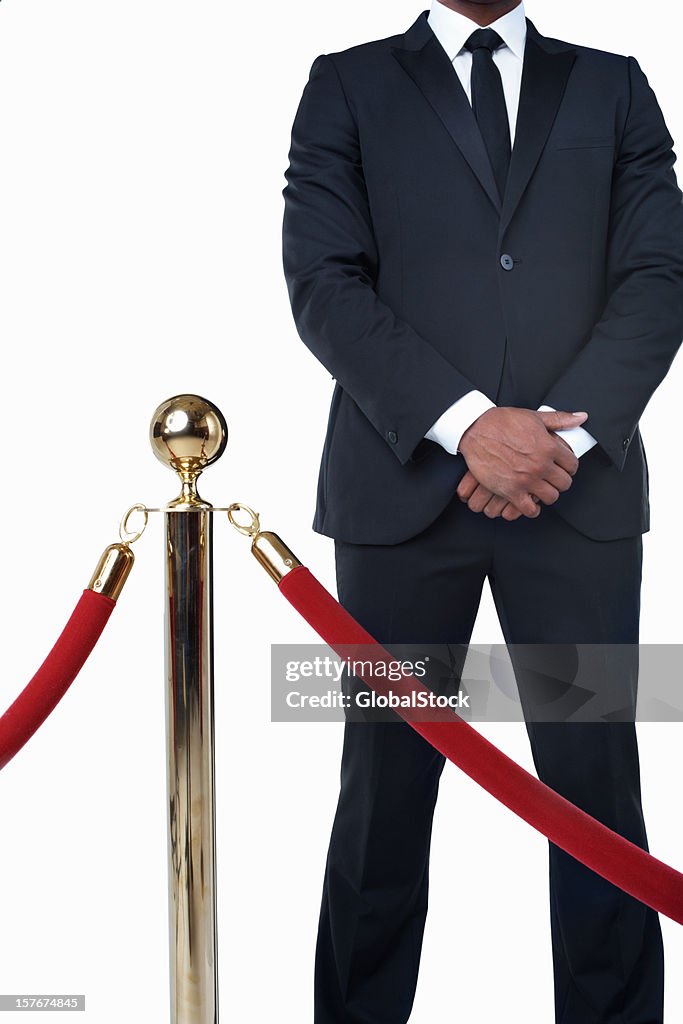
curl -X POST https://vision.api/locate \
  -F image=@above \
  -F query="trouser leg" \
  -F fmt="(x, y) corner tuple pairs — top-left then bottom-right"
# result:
(489, 509), (664, 1024)
(315, 500), (488, 1023)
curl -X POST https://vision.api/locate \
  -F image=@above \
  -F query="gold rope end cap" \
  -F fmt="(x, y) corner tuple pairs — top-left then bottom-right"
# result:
(88, 543), (135, 601)
(251, 531), (301, 584)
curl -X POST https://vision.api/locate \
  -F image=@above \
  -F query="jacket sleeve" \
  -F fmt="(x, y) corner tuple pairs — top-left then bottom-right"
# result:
(541, 56), (683, 470)
(282, 53), (478, 466)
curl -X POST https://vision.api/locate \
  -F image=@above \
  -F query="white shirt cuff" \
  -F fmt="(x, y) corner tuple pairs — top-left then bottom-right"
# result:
(425, 391), (496, 455)
(537, 404), (597, 458)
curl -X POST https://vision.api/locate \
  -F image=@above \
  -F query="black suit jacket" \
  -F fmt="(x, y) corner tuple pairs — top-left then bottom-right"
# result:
(282, 12), (683, 544)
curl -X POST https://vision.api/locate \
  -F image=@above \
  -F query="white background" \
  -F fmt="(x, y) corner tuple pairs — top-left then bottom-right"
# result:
(0, 1), (681, 1020)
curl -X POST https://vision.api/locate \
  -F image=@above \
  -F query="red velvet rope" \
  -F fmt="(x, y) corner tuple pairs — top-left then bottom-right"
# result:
(0, 589), (116, 771)
(279, 564), (683, 925)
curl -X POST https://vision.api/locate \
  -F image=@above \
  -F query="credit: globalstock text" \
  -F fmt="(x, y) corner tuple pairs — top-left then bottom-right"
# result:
(285, 690), (471, 710)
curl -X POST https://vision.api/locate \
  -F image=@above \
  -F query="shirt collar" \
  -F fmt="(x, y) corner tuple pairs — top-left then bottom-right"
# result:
(427, 1), (527, 62)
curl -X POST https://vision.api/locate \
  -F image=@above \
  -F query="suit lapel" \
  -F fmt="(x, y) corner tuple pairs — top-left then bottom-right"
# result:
(392, 14), (502, 215)
(500, 21), (576, 234)
(392, 13), (577, 230)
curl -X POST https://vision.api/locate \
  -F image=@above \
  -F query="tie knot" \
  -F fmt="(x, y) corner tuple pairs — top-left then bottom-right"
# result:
(464, 27), (505, 54)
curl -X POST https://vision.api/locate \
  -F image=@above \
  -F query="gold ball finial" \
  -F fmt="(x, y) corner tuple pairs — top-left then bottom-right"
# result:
(149, 394), (228, 506)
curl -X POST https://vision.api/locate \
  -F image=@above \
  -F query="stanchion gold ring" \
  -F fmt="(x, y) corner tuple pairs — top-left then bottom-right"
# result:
(226, 502), (260, 537)
(119, 503), (149, 545)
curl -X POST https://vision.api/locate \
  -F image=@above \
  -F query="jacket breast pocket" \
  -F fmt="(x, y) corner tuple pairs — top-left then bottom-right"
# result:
(551, 134), (615, 151)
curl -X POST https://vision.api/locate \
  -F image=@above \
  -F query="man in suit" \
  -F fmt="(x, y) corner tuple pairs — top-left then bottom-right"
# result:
(281, 1), (683, 1020)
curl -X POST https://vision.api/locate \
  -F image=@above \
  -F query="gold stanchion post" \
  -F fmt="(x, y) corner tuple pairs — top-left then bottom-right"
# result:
(150, 395), (228, 1024)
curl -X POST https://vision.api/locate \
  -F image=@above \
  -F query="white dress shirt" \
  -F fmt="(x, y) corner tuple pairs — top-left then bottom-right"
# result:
(423, 0), (597, 459)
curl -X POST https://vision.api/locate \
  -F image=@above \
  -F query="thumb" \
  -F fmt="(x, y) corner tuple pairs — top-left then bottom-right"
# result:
(537, 410), (588, 431)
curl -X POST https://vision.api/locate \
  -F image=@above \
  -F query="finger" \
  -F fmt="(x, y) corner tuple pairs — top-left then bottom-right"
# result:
(467, 484), (496, 514)
(501, 503), (523, 521)
(550, 441), (580, 476)
(456, 471), (479, 502)
(511, 491), (542, 517)
(538, 410), (588, 431)
(532, 481), (561, 506)
(483, 495), (508, 519)
(544, 464), (574, 493)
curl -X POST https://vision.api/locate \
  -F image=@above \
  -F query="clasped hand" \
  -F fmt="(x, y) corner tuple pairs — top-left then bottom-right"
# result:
(456, 408), (589, 521)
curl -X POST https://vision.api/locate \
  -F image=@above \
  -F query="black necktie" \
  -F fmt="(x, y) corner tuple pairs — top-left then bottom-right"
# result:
(464, 28), (512, 199)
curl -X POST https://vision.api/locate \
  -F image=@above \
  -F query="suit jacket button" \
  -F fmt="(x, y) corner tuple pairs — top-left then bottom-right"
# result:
(500, 253), (514, 271)
(387, 430), (398, 444)
(622, 437), (629, 449)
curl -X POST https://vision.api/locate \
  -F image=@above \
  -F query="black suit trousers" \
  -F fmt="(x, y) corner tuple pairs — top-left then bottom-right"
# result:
(314, 499), (664, 1024)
